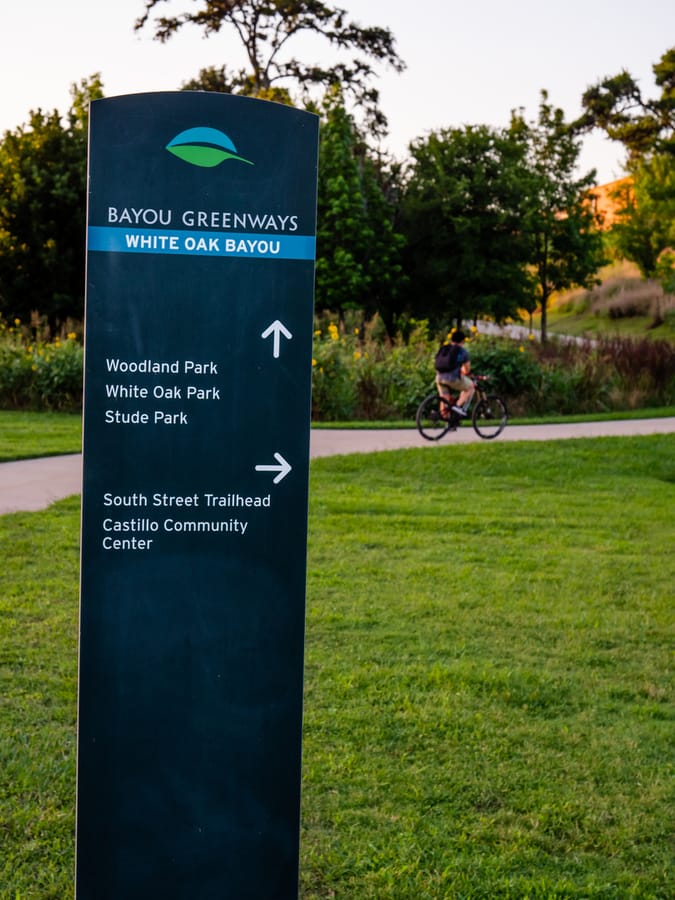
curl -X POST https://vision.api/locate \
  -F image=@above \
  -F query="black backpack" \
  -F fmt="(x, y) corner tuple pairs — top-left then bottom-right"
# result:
(434, 342), (460, 373)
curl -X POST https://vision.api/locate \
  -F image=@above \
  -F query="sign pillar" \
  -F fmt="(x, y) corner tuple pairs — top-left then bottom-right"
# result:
(76, 93), (318, 899)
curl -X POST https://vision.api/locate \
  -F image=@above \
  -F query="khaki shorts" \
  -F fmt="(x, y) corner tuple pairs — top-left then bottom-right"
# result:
(436, 373), (472, 394)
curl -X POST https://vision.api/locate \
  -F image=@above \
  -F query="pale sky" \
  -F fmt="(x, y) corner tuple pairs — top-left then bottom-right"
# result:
(2, 0), (673, 185)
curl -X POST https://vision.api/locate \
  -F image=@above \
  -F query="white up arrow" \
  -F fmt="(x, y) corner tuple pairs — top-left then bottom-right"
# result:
(255, 452), (292, 484)
(261, 320), (293, 358)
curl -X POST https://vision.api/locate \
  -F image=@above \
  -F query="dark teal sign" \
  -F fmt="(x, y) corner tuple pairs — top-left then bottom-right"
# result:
(76, 93), (318, 899)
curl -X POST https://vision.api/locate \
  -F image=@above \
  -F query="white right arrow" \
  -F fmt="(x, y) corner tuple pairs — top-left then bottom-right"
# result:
(261, 320), (293, 358)
(255, 452), (292, 484)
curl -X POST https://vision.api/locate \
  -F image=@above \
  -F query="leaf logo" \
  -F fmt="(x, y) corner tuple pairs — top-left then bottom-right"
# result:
(166, 127), (254, 168)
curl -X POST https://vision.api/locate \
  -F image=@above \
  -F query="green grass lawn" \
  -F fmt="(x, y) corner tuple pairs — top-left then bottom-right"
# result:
(0, 411), (82, 462)
(1, 436), (673, 898)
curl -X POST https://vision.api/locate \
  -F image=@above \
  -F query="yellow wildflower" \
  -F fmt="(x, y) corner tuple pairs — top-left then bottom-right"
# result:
(312, 358), (317, 366)
(67, 332), (77, 340)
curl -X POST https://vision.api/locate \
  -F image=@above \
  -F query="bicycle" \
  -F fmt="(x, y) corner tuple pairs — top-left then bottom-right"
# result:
(416, 375), (508, 441)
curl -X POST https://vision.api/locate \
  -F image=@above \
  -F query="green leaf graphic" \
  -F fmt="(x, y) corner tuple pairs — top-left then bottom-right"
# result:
(166, 128), (254, 167)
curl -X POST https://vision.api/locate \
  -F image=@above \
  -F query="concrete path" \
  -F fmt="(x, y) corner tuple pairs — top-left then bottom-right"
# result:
(308, 418), (675, 456)
(0, 453), (84, 515)
(1, 419), (673, 515)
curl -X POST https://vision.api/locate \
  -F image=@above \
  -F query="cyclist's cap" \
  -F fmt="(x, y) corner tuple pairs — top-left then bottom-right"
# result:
(452, 330), (466, 343)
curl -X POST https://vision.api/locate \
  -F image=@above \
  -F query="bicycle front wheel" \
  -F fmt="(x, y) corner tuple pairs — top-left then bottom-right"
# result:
(472, 395), (508, 439)
(416, 393), (454, 441)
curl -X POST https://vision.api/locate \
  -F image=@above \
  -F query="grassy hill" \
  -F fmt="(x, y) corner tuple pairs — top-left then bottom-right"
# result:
(535, 261), (675, 343)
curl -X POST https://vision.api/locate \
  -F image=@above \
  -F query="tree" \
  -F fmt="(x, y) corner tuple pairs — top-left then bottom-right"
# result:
(0, 76), (103, 328)
(577, 47), (674, 161)
(136, 0), (405, 137)
(180, 65), (294, 105)
(399, 125), (533, 330)
(315, 88), (405, 324)
(578, 48), (675, 278)
(610, 154), (675, 277)
(513, 95), (606, 342)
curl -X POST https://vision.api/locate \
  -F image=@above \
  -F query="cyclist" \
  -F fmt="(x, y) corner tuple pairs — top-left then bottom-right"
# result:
(435, 329), (475, 417)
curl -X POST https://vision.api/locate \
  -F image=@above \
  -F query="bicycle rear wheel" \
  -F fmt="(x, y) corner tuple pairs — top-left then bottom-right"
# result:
(416, 393), (454, 440)
(472, 395), (508, 439)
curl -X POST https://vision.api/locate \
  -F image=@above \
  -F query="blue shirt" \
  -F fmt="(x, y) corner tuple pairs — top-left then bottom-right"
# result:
(449, 345), (469, 380)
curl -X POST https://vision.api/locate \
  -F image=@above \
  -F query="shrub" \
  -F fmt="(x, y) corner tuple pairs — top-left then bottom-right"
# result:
(0, 317), (83, 411)
(308, 316), (675, 421)
(311, 322), (357, 420)
(362, 324), (435, 419)
(311, 317), (435, 420)
(469, 335), (542, 398)
(2, 309), (671, 418)
(32, 338), (83, 409)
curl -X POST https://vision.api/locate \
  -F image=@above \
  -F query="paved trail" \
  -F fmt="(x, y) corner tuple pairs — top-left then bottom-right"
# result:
(1, 419), (673, 515)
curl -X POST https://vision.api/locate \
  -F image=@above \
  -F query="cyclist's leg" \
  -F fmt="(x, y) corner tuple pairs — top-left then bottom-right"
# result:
(456, 374), (475, 409)
(435, 375), (453, 418)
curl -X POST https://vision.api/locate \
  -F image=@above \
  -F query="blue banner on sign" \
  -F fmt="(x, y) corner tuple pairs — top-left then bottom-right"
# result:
(88, 226), (316, 260)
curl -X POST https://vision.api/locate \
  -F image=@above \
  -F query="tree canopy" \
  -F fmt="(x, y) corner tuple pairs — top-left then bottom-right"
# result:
(398, 96), (605, 339)
(577, 46), (674, 160)
(315, 89), (405, 324)
(399, 125), (533, 329)
(1, 24), (670, 340)
(136, 0), (405, 135)
(0, 77), (103, 329)
(512, 94), (606, 341)
(578, 47), (674, 279)
(610, 153), (675, 278)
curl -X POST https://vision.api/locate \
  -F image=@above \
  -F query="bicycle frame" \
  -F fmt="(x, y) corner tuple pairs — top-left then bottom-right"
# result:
(437, 375), (490, 416)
